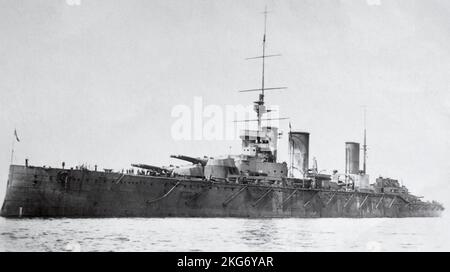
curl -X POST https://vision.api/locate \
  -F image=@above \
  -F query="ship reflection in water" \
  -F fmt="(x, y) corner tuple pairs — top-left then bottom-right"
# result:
(1, 216), (450, 252)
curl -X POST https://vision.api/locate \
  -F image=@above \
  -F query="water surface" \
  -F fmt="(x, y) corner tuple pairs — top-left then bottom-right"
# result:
(1, 216), (449, 251)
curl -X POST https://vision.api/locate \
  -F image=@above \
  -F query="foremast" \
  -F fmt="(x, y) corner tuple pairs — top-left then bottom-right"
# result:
(238, 7), (287, 163)
(256, 7), (268, 131)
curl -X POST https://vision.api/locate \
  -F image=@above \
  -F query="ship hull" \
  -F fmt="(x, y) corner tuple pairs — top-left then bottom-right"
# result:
(0, 165), (442, 218)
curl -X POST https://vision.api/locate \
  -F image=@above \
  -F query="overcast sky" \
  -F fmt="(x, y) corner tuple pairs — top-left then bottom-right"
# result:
(1, 0), (449, 207)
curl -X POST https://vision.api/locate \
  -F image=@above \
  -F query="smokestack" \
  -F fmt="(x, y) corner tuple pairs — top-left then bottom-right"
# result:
(345, 142), (360, 174)
(289, 132), (309, 176)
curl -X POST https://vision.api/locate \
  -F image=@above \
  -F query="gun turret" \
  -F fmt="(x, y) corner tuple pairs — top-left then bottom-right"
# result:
(170, 155), (208, 166)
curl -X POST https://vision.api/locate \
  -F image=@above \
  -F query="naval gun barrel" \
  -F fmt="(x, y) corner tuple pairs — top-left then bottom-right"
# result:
(170, 155), (208, 166)
(131, 163), (170, 174)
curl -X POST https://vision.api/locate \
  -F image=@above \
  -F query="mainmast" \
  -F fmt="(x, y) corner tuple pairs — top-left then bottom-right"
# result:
(362, 106), (367, 174)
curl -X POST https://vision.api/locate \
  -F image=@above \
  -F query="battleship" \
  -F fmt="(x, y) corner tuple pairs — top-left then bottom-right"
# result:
(0, 9), (444, 218)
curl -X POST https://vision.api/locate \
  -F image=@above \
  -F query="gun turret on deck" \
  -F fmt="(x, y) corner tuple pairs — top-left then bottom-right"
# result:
(170, 155), (208, 166)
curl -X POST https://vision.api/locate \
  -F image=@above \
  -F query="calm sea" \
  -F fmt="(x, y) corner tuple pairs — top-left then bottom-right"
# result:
(1, 215), (449, 251)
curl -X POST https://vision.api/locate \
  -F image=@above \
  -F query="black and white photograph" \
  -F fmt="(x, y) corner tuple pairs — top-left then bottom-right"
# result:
(0, 0), (449, 254)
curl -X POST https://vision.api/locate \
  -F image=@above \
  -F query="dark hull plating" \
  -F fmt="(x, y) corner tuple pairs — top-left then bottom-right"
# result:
(0, 165), (442, 218)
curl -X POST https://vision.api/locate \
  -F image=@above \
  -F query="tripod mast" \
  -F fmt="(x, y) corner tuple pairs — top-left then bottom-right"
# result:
(239, 6), (287, 131)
